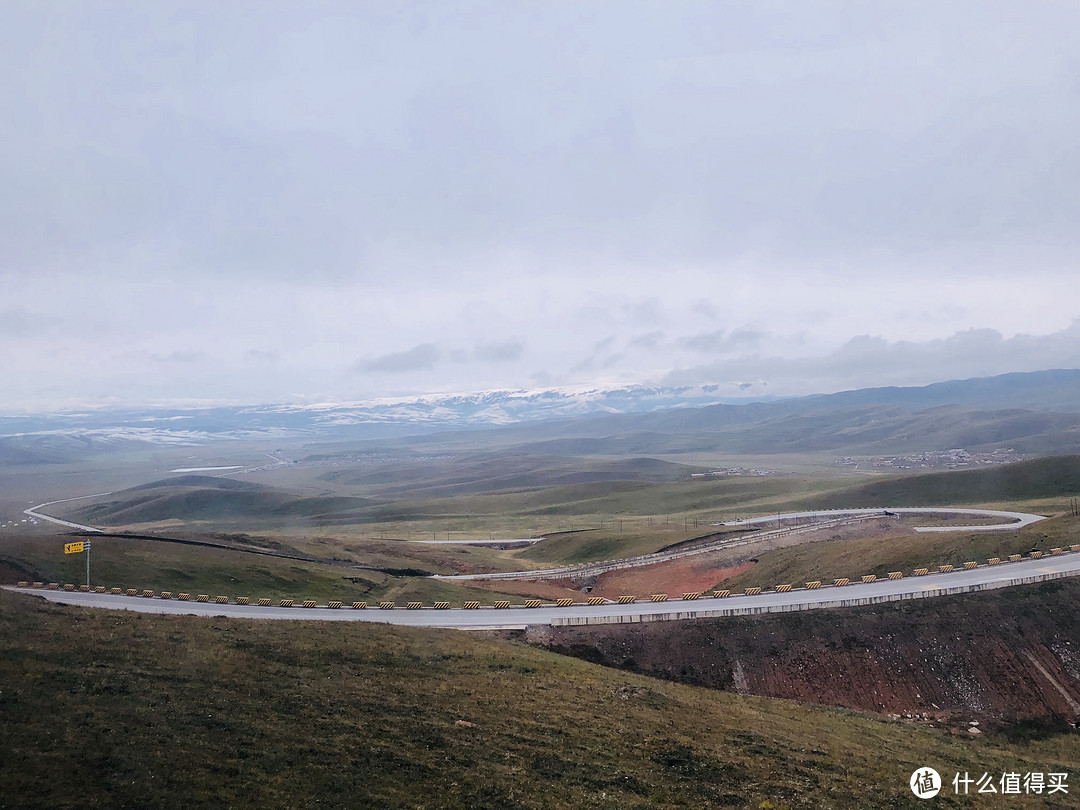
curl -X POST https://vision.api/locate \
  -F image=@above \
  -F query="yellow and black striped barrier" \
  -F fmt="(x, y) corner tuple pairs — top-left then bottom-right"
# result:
(587, 596), (608, 605)
(407, 602), (423, 610)
(833, 578), (849, 587)
(160, 591), (172, 599)
(257, 598), (272, 606)
(1071, 544), (1080, 552)
(94, 586), (106, 593)
(805, 581), (821, 589)
(16, 581), (28, 588)
(177, 592), (190, 600)
(464, 601), (481, 609)
(303, 600), (318, 608)
(861, 575), (876, 584)
(79, 585), (90, 592)
(379, 601), (395, 610)
(63, 584), (75, 591)
(33, 581), (44, 588)
(618, 595), (636, 604)
(556, 598), (574, 607)
(524, 600), (542, 608)
(744, 587), (762, 596)
(352, 601), (368, 609)
(236, 597), (250, 605)
(712, 589), (731, 597)
(775, 584), (792, 592)
(196, 594), (210, 602)
(914, 568), (929, 576)
(1030, 551), (1043, 559)
(141, 590), (155, 597)
(125, 588), (138, 596)
(964, 561), (978, 570)
(434, 601), (450, 609)
(1008, 554), (1022, 562)
(1052, 547), (1063, 555)
(327, 601), (342, 609)
(888, 571), (903, 580)
(681, 592), (701, 600)
(988, 557), (1001, 565)
(278, 599), (294, 607)
(650, 594), (668, 602)
(494, 600), (511, 609)
(939, 564), (953, 573)
(216, 596), (229, 604)
(47, 583), (59, 590)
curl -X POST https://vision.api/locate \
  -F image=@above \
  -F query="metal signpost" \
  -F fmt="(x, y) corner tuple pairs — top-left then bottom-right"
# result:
(63, 541), (91, 588)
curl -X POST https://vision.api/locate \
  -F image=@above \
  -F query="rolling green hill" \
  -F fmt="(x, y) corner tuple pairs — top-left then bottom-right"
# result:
(803, 455), (1080, 509)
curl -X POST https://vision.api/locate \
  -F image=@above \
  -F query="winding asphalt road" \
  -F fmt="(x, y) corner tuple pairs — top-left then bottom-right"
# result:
(9, 507), (1071, 629)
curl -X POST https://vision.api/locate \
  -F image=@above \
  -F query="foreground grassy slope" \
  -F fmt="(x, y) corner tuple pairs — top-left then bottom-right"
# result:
(1, 589), (1075, 809)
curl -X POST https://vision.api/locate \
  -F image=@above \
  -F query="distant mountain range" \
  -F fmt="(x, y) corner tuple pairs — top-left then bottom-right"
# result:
(3, 369), (1080, 462)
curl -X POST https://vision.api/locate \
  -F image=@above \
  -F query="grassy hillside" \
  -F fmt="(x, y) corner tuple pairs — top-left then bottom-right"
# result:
(2, 589), (1076, 808)
(802, 455), (1080, 510)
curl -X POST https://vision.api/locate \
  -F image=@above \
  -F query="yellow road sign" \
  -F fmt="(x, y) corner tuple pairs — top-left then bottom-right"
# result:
(64, 542), (85, 555)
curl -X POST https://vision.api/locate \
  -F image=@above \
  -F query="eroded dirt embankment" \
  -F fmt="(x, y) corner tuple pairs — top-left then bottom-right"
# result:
(530, 579), (1080, 727)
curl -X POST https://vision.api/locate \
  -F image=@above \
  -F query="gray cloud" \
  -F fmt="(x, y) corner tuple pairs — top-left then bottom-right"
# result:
(356, 343), (440, 374)
(678, 326), (766, 353)
(473, 339), (524, 363)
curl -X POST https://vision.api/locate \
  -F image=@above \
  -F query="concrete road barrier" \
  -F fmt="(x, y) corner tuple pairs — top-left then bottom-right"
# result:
(303, 600), (318, 608)
(379, 601), (395, 610)
(79, 585), (90, 592)
(33, 582), (44, 589)
(1072, 544), (1080, 552)
(712, 589), (731, 597)
(327, 601), (341, 609)
(94, 586), (105, 593)
(1052, 547), (1063, 555)
(141, 590), (154, 597)
(216, 596), (229, 604)
(618, 595), (636, 604)
(196, 594), (209, 602)
(681, 592), (702, 600)
(47, 583), (59, 590)
(888, 572), (903, 580)
(523, 600), (543, 608)
(556, 598), (574, 607)
(805, 581), (821, 589)
(464, 601), (481, 609)
(939, 564), (953, 573)
(861, 575), (876, 584)
(588, 597), (608, 605)
(775, 584), (792, 593)
(1030, 551), (1043, 559)
(434, 601), (451, 609)
(407, 602), (423, 610)
(236, 597), (250, 605)
(126, 588), (138, 596)
(352, 601), (368, 609)
(1009, 554), (1022, 562)
(988, 557), (1001, 565)
(257, 598), (272, 606)
(61, 584), (74, 591)
(177, 593), (190, 601)
(964, 561), (978, 570)
(833, 578), (849, 587)
(16, 581), (28, 588)
(494, 600), (511, 609)
(650, 594), (668, 602)
(745, 587), (762, 595)
(278, 599), (294, 607)
(914, 568), (929, 576)
(160, 592), (172, 599)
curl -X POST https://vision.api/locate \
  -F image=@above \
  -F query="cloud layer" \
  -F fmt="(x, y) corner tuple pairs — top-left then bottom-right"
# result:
(0, 2), (1077, 410)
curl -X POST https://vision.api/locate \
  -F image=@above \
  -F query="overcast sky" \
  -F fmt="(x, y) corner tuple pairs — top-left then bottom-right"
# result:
(2, 1), (1078, 412)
